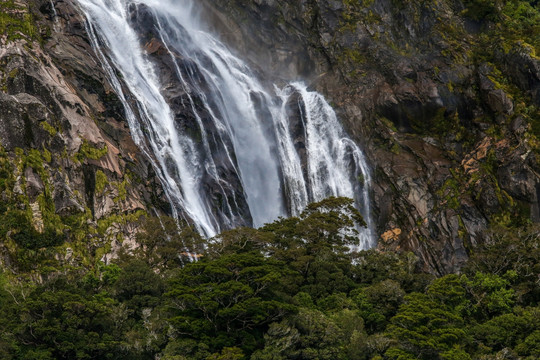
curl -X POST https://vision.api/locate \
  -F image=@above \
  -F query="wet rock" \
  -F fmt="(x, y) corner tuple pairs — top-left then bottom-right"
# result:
(127, 5), (254, 229)
(3, 0), (538, 275)
(479, 64), (514, 116)
(0, 1), (169, 259)
(203, 0), (539, 274)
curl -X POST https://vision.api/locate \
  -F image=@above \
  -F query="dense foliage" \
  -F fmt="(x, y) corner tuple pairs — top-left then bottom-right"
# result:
(0, 197), (538, 359)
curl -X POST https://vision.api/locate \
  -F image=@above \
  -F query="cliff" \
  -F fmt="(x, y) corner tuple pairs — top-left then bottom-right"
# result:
(203, 0), (540, 274)
(0, 0), (168, 271)
(0, 0), (538, 275)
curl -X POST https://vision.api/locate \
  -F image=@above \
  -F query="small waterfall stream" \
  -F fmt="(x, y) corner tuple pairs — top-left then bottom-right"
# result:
(76, 0), (374, 247)
(49, 0), (59, 31)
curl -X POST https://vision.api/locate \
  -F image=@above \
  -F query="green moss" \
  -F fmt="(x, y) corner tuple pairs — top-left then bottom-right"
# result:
(97, 214), (122, 236)
(339, 48), (366, 65)
(74, 139), (108, 163)
(42, 148), (52, 163)
(95, 170), (108, 195)
(94, 241), (113, 261)
(0, 145), (149, 274)
(379, 116), (398, 132)
(0, 149), (66, 254)
(7, 68), (18, 79)
(467, 1), (539, 60)
(0, 147), (15, 204)
(24, 149), (52, 192)
(40, 121), (57, 137)
(338, 0), (380, 38)
(437, 174), (463, 211)
(62, 208), (95, 242)
(0, 1), (39, 43)
(37, 193), (65, 234)
(61, 147), (68, 159)
(96, 210), (146, 236)
(113, 178), (128, 203)
(26, 149), (44, 172)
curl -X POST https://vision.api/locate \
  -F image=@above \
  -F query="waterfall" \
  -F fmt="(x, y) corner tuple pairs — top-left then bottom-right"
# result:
(76, 0), (374, 247)
(50, 1), (59, 31)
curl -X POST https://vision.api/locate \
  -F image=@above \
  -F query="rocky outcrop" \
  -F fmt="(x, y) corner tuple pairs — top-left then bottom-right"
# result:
(0, 0), (167, 269)
(204, 0), (540, 274)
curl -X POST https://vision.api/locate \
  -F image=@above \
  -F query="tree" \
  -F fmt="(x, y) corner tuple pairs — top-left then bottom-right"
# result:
(464, 225), (540, 306)
(385, 288), (471, 359)
(136, 216), (205, 269)
(464, 272), (515, 319)
(252, 307), (367, 360)
(113, 259), (164, 319)
(352, 279), (406, 333)
(165, 251), (294, 356)
(261, 197), (366, 299)
(9, 279), (124, 359)
(473, 307), (540, 354)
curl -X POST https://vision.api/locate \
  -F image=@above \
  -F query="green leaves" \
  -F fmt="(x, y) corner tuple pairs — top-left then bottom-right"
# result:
(465, 272), (515, 317)
(0, 198), (538, 359)
(160, 198), (369, 357)
(5, 283), (122, 359)
(165, 251), (294, 355)
(385, 292), (470, 359)
(113, 259), (164, 318)
(473, 307), (540, 354)
(463, 0), (503, 21)
(253, 307), (365, 360)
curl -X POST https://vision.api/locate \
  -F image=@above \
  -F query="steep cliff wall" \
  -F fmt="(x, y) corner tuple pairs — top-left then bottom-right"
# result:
(203, 0), (540, 274)
(1, 0), (538, 275)
(0, 0), (168, 271)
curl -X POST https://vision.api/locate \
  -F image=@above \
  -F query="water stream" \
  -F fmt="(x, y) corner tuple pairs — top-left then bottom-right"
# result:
(76, 0), (374, 247)
(50, 0), (59, 31)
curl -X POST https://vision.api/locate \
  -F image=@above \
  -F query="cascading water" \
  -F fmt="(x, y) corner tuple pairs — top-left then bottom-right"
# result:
(275, 83), (374, 248)
(49, 0), (59, 31)
(76, 0), (374, 247)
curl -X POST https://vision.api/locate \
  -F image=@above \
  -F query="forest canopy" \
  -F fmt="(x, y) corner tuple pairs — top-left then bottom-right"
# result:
(1, 197), (539, 359)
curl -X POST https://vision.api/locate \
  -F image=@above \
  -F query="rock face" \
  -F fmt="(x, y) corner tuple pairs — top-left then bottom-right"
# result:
(0, 0), (168, 268)
(1, 0), (538, 275)
(203, 0), (540, 274)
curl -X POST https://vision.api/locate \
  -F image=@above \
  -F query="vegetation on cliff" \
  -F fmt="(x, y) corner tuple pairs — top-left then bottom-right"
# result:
(0, 0), (38, 43)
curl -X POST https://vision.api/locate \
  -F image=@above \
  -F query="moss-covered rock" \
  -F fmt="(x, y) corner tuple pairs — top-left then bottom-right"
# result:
(0, 0), (170, 275)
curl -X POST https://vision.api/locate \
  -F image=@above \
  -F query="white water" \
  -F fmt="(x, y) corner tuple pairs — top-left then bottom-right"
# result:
(275, 84), (374, 247)
(76, 0), (374, 247)
(50, 1), (59, 31)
